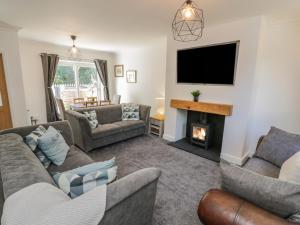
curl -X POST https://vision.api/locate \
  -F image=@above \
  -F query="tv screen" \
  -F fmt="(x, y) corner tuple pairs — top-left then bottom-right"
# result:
(177, 42), (238, 85)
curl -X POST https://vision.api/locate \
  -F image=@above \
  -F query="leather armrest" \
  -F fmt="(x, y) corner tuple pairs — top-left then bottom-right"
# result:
(198, 189), (293, 225)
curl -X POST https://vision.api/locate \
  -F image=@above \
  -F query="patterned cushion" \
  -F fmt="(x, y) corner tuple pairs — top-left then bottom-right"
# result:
(83, 110), (98, 129)
(38, 126), (69, 166)
(122, 104), (140, 121)
(24, 125), (51, 168)
(255, 127), (300, 167)
(53, 166), (117, 198)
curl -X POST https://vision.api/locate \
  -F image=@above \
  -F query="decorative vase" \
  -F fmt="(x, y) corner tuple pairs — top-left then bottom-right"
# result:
(193, 96), (199, 102)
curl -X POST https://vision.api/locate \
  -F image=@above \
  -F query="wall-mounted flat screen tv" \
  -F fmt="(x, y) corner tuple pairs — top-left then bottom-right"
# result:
(177, 41), (239, 85)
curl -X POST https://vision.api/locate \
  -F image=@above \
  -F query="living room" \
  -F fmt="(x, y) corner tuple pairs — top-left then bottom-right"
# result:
(0, 0), (300, 225)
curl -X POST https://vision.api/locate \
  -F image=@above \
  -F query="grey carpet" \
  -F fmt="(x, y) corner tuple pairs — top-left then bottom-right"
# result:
(88, 135), (221, 225)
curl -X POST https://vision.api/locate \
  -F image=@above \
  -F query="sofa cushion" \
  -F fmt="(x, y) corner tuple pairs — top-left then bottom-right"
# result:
(243, 157), (280, 178)
(122, 104), (140, 121)
(255, 127), (300, 167)
(83, 110), (98, 129)
(98, 105), (122, 124)
(279, 151), (300, 185)
(0, 139), (55, 199)
(24, 125), (51, 168)
(113, 120), (145, 132)
(91, 124), (121, 139)
(38, 126), (70, 166)
(221, 163), (300, 218)
(47, 145), (94, 174)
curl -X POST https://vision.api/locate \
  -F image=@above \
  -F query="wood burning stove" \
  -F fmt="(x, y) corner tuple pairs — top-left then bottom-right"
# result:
(190, 122), (212, 150)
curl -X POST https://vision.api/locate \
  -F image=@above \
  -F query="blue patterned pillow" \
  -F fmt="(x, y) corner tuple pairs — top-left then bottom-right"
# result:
(53, 165), (117, 198)
(25, 125), (51, 168)
(83, 110), (98, 129)
(122, 104), (140, 120)
(38, 126), (69, 166)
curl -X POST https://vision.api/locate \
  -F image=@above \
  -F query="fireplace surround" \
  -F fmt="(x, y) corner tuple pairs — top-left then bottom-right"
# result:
(169, 110), (225, 162)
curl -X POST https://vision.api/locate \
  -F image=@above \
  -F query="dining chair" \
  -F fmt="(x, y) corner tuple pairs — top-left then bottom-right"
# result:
(55, 98), (66, 120)
(73, 98), (85, 104)
(87, 97), (97, 102)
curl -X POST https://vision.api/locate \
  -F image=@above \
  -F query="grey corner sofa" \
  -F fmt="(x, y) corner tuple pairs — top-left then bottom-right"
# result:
(65, 104), (151, 152)
(0, 121), (161, 225)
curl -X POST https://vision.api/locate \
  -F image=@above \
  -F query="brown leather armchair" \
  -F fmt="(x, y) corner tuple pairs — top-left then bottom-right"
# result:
(198, 189), (294, 225)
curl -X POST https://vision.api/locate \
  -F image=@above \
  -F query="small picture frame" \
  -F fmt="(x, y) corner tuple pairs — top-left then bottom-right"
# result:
(114, 65), (124, 77)
(126, 70), (137, 83)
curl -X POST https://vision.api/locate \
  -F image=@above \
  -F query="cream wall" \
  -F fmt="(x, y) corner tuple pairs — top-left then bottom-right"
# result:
(244, 15), (300, 155)
(19, 38), (116, 124)
(0, 25), (27, 127)
(115, 39), (167, 115)
(164, 17), (262, 164)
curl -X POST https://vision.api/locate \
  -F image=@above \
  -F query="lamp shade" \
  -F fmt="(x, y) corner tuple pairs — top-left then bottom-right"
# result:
(172, 0), (204, 42)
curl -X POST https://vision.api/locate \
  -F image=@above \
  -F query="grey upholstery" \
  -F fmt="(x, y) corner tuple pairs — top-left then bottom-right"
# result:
(221, 132), (300, 220)
(65, 104), (151, 152)
(47, 145), (94, 174)
(0, 121), (161, 225)
(221, 164), (300, 218)
(255, 127), (300, 167)
(0, 136), (55, 199)
(243, 157), (280, 178)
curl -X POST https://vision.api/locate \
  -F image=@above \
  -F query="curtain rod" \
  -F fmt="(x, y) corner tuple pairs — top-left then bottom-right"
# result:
(59, 56), (95, 63)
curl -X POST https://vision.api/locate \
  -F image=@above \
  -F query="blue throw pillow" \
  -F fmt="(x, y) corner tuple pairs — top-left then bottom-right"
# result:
(53, 165), (117, 198)
(38, 126), (69, 166)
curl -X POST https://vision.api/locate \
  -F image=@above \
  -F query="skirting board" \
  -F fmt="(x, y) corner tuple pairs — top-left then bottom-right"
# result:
(163, 134), (176, 142)
(221, 151), (250, 166)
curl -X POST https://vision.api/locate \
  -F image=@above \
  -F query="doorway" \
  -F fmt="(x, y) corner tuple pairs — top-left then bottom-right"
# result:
(0, 53), (12, 130)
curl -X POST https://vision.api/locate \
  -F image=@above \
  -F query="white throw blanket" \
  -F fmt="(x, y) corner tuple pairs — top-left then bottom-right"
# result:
(1, 182), (106, 225)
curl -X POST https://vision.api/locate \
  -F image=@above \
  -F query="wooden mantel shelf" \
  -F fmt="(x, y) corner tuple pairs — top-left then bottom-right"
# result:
(170, 99), (233, 116)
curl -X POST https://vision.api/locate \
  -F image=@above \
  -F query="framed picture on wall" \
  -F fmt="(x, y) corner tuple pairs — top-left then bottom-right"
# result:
(114, 65), (124, 77)
(126, 70), (137, 83)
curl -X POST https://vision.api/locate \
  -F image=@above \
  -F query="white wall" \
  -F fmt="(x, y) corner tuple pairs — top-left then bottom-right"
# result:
(164, 17), (262, 164)
(19, 38), (116, 123)
(0, 25), (27, 127)
(245, 15), (300, 155)
(115, 39), (167, 115)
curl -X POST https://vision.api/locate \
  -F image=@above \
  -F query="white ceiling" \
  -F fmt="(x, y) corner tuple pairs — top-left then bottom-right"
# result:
(0, 0), (299, 52)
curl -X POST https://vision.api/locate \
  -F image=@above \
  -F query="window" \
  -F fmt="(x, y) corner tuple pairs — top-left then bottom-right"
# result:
(53, 60), (104, 109)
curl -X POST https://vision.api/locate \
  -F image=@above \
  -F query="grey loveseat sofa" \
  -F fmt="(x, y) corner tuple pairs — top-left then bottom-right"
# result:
(65, 104), (151, 152)
(0, 121), (161, 225)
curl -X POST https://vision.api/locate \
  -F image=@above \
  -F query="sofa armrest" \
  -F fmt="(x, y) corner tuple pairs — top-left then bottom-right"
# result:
(139, 105), (151, 133)
(65, 110), (92, 151)
(101, 168), (161, 225)
(0, 121), (74, 146)
(198, 189), (293, 225)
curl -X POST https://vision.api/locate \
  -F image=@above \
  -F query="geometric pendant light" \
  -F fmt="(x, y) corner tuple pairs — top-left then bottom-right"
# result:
(172, 0), (204, 42)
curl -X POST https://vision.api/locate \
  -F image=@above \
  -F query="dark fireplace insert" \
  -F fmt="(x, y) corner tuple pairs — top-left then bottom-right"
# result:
(169, 111), (225, 162)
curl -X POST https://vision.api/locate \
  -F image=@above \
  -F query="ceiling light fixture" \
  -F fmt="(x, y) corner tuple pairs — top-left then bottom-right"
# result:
(172, 0), (204, 42)
(70, 35), (79, 56)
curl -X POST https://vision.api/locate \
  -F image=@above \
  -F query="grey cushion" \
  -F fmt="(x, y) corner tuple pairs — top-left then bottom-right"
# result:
(221, 163), (300, 218)
(98, 105), (122, 124)
(0, 133), (23, 144)
(0, 139), (55, 199)
(255, 127), (300, 167)
(92, 124), (121, 139)
(243, 157), (280, 178)
(113, 120), (145, 132)
(47, 145), (94, 174)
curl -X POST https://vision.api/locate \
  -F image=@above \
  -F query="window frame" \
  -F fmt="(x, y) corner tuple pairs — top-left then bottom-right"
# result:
(54, 59), (103, 101)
